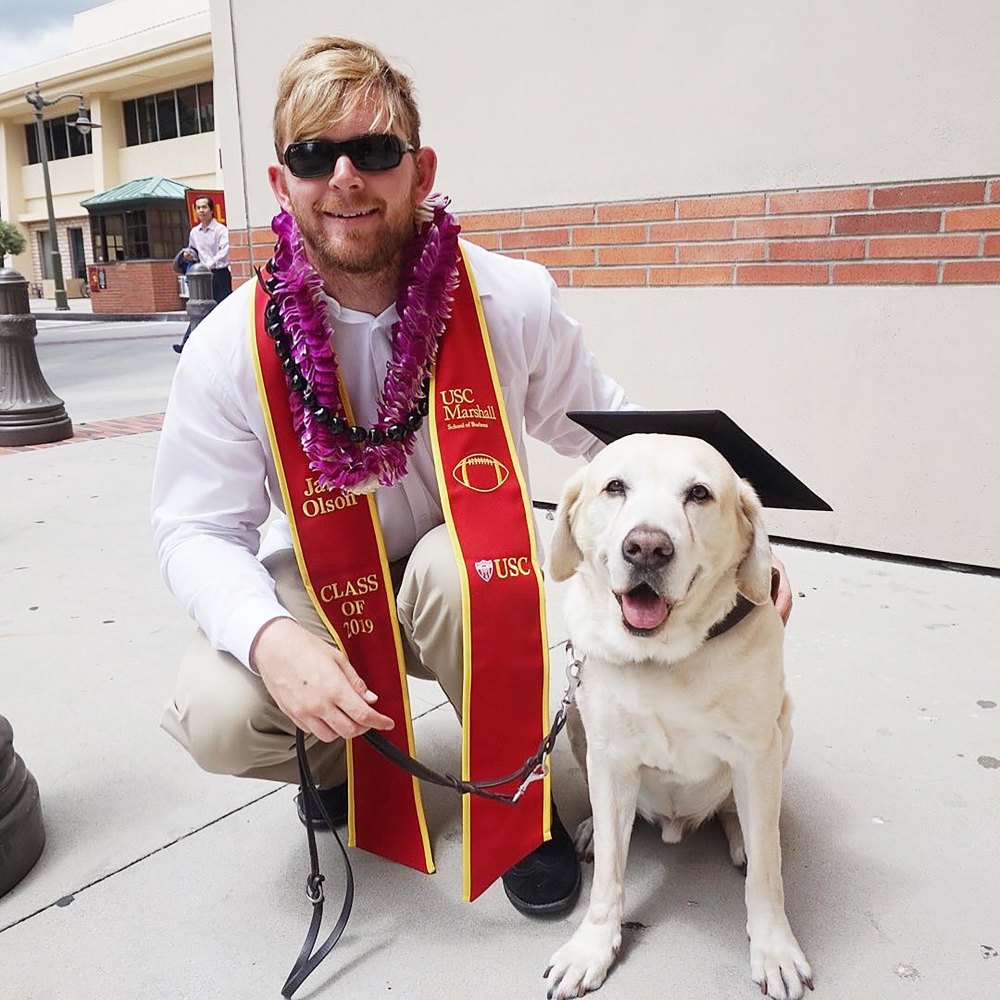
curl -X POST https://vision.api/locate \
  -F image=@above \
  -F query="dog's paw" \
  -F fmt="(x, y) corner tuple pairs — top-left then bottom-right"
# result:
(544, 921), (621, 999)
(573, 816), (595, 861)
(748, 923), (813, 999)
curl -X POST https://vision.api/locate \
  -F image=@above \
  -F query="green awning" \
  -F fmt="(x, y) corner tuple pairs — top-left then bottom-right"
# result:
(81, 176), (190, 209)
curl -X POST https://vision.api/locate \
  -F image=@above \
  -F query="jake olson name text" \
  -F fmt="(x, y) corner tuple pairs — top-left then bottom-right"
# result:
(301, 477), (360, 517)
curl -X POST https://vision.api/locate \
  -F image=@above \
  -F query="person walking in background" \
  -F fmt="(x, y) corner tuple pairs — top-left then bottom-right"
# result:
(172, 195), (232, 353)
(185, 195), (232, 303)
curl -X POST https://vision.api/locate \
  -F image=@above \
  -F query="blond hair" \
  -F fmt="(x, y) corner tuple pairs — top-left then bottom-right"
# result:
(273, 36), (421, 159)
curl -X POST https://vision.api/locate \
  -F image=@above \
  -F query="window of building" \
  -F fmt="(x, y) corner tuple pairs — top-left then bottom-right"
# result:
(147, 208), (188, 260)
(156, 92), (179, 141)
(122, 82), (214, 147)
(37, 231), (53, 278)
(92, 214), (124, 262)
(89, 205), (188, 262)
(68, 227), (87, 280)
(197, 81), (214, 133)
(124, 210), (149, 259)
(23, 115), (93, 165)
(176, 85), (200, 136)
(137, 95), (158, 144)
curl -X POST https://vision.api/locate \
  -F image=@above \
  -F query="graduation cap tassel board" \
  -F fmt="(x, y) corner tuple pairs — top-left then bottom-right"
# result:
(567, 410), (832, 512)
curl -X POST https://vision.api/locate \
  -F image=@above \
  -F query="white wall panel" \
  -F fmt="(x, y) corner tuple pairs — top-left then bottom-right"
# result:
(527, 286), (1000, 567)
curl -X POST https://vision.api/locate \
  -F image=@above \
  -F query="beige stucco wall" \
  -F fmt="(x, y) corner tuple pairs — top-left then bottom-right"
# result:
(20, 157), (94, 222)
(211, 0), (1000, 567)
(118, 132), (218, 190)
(71, 0), (209, 50)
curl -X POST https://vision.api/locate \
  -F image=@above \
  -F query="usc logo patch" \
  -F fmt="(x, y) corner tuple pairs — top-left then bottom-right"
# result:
(452, 453), (510, 493)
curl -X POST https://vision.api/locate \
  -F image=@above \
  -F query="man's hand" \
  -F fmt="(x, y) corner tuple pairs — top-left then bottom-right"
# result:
(770, 554), (792, 626)
(250, 617), (395, 741)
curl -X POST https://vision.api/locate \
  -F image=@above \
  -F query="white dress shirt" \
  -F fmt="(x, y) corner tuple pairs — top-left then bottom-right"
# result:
(188, 218), (230, 269)
(151, 240), (633, 669)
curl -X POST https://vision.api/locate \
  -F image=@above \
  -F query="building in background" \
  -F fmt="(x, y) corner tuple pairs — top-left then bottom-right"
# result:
(0, 0), (216, 308)
(207, 0), (999, 568)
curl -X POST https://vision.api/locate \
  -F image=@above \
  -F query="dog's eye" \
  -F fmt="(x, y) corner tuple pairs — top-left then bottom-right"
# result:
(604, 479), (627, 496)
(688, 483), (712, 503)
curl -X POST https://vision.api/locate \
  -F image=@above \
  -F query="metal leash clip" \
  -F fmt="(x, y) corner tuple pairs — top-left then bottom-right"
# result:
(511, 761), (548, 803)
(510, 641), (584, 804)
(562, 640), (583, 702)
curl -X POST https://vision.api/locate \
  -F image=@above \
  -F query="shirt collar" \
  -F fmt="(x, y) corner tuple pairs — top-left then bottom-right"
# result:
(325, 295), (398, 335)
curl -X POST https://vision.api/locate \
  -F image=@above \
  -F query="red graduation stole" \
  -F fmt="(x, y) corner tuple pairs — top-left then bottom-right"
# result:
(251, 246), (550, 900)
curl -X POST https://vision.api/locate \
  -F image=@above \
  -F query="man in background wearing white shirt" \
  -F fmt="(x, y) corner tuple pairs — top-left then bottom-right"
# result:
(184, 195), (232, 303)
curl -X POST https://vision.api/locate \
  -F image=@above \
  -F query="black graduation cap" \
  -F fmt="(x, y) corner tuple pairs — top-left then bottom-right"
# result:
(567, 409), (832, 511)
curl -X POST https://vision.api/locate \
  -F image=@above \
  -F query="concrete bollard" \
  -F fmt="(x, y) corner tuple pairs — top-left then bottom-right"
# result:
(0, 267), (72, 446)
(0, 715), (46, 898)
(185, 263), (216, 334)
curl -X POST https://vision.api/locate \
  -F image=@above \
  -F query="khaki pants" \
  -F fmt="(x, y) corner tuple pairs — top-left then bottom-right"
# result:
(161, 524), (463, 789)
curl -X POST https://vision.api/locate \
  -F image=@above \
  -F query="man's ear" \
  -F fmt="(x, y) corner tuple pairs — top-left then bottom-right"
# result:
(412, 146), (437, 204)
(735, 480), (772, 605)
(267, 164), (293, 214)
(549, 468), (586, 582)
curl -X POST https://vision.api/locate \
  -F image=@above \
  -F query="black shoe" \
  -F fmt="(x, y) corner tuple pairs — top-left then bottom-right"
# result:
(296, 781), (349, 829)
(501, 806), (581, 916)
(172, 343), (183, 354)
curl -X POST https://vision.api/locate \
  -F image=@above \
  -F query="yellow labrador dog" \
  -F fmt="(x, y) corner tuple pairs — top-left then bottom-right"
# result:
(543, 434), (812, 1000)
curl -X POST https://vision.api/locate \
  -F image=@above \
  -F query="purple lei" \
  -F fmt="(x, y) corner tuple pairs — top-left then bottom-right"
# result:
(269, 196), (461, 493)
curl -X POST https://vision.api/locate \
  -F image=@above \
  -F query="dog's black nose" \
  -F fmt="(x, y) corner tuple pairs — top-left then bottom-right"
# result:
(622, 527), (674, 569)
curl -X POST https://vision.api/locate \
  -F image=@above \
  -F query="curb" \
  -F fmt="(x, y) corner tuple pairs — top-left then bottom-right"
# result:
(31, 311), (187, 323)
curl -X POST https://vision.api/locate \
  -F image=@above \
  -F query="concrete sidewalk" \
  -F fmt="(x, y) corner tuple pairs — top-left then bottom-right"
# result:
(0, 329), (998, 999)
(29, 294), (186, 322)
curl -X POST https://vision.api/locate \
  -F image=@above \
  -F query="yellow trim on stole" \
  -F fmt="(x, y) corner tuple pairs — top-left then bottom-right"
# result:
(429, 247), (553, 901)
(427, 359), (476, 900)
(250, 290), (434, 871)
(462, 250), (552, 841)
(461, 249), (552, 844)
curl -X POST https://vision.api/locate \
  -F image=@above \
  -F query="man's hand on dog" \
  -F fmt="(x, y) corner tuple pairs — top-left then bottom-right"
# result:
(251, 617), (395, 740)
(771, 554), (792, 625)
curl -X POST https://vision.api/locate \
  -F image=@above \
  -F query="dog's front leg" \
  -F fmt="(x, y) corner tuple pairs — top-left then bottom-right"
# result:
(732, 727), (813, 1000)
(544, 758), (639, 999)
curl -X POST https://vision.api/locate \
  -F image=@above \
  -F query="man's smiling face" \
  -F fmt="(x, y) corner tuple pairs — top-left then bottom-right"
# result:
(269, 101), (435, 281)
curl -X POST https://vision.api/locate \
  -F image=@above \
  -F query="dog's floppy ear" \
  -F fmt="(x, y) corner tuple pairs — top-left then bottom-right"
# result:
(549, 468), (587, 582)
(735, 480), (773, 605)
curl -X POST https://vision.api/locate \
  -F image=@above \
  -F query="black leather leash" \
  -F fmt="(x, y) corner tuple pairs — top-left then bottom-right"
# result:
(282, 648), (582, 997)
(281, 731), (354, 998)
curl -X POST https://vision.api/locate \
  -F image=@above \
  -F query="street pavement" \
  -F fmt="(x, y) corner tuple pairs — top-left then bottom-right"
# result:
(0, 316), (998, 999)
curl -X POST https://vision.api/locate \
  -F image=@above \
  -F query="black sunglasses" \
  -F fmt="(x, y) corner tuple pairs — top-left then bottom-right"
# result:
(282, 134), (414, 178)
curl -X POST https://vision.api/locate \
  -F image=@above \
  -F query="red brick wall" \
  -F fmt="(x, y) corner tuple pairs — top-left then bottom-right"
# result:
(230, 174), (1000, 288)
(90, 260), (183, 314)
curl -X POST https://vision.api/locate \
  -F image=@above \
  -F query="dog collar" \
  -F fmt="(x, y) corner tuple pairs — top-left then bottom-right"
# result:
(705, 594), (757, 640)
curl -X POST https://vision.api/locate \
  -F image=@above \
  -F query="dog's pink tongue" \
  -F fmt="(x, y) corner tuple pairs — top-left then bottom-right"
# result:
(621, 587), (669, 630)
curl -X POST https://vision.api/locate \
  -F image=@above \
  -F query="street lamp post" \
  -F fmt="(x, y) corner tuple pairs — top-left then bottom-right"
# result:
(24, 85), (100, 312)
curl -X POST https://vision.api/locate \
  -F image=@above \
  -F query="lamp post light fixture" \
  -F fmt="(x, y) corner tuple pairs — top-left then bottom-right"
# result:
(24, 84), (100, 312)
